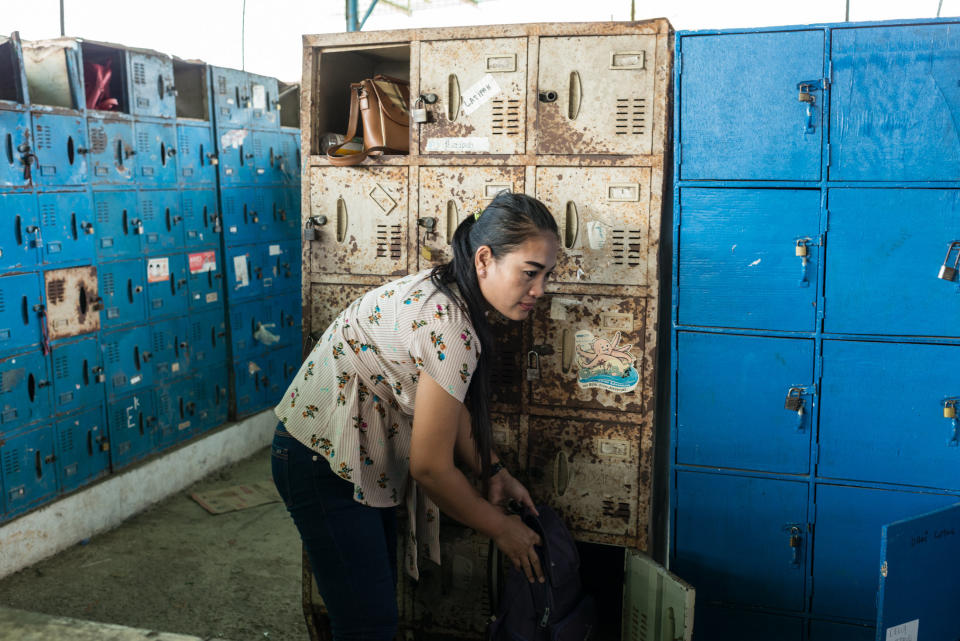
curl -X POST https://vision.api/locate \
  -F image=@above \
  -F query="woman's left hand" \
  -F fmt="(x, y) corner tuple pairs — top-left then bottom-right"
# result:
(487, 469), (539, 516)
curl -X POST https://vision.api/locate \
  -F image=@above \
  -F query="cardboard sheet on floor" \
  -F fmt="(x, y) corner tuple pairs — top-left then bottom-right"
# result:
(190, 482), (282, 515)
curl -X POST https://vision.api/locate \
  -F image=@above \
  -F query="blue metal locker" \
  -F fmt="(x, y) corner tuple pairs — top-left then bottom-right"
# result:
(0, 274), (44, 357)
(133, 120), (178, 186)
(830, 24), (960, 182)
(275, 295), (302, 349)
(98, 258), (147, 328)
(0, 422), (57, 518)
(677, 188), (820, 331)
(169, 376), (200, 444)
(185, 248), (224, 311)
(678, 30), (824, 181)
(106, 389), (156, 470)
(176, 122), (217, 185)
(186, 307), (227, 369)
(811, 484), (957, 622)
(86, 115), (136, 184)
(193, 366), (228, 433)
(247, 73), (280, 130)
(100, 325), (153, 398)
(676, 332), (814, 474)
(50, 336), (104, 416)
(0, 109), (31, 188)
(128, 52), (176, 119)
(138, 189), (184, 254)
(30, 112), (89, 187)
(0, 349), (51, 431)
(217, 127), (255, 185)
(54, 405), (109, 493)
(148, 318), (189, 383)
(279, 129), (301, 185)
(284, 186), (301, 238)
(145, 253), (189, 319)
(262, 240), (301, 295)
(694, 605), (803, 641)
(229, 298), (277, 360)
(181, 188), (220, 249)
(224, 245), (262, 301)
(673, 470), (808, 612)
(153, 382), (179, 451)
(269, 344), (302, 400)
(0, 192), (42, 271)
(264, 185), (299, 241)
(233, 352), (270, 417)
(254, 130), (282, 184)
(36, 190), (96, 266)
(808, 621), (875, 641)
(92, 189), (140, 260)
(824, 188), (960, 337)
(210, 67), (249, 128)
(221, 187), (268, 245)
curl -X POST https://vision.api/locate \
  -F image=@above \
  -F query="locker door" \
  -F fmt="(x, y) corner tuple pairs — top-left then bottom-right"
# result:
(222, 186), (268, 245)
(86, 116), (135, 184)
(153, 383), (179, 450)
(309, 166), (408, 277)
(279, 130), (301, 184)
(0, 272), (43, 353)
(819, 340), (960, 490)
(272, 294), (302, 348)
(128, 52), (176, 119)
(149, 318), (189, 382)
(248, 74), (279, 129)
(50, 336), (104, 416)
(172, 376), (200, 442)
(265, 185), (298, 240)
(0, 192), (41, 271)
(106, 390), (156, 469)
(622, 550), (695, 641)
(419, 37), (527, 156)
(234, 352), (270, 416)
(267, 344), (302, 402)
(536, 166), (652, 286)
(538, 35), (656, 156)
(98, 259), (147, 329)
(490, 413), (524, 473)
(0, 349), (51, 430)
(225, 245), (262, 301)
(284, 186), (301, 239)
(252, 130), (278, 185)
(1, 110), (31, 188)
(139, 189), (184, 254)
(134, 121), (177, 186)
(93, 189), (141, 260)
(186, 248), (223, 310)
(181, 188), (220, 249)
(417, 166), (524, 269)
(808, 621), (875, 641)
(678, 30), (824, 180)
(145, 253), (189, 319)
(193, 366), (228, 432)
(43, 266), (100, 341)
(830, 25), (960, 181)
(37, 190), (96, 266)
(678, 188), (820, 331)
(673, 471), (808, 611)
(527, 416), (650, 547)
(812, 484), (957, 621)
(217, 127), (254, 185)
(692, 606), (803, 641)
(187, 308), (227, 368)
(231, 299), (279, 360)
(308, 283), (368, 340)
(101, 325), (153, 398)
(676, 332), (814, 474)
(31, 112), (89, 186)
(262, 241), (300, 295)
(825, 189), (960, 337)
(1, 423), (57, 518)
(175, 122), (216, 185)
(210, 67), (248, 127)
(54, 405), (109, 493)
(529, 294), (645, 413)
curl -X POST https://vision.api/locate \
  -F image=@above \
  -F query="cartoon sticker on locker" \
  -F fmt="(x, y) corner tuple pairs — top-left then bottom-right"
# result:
(574, 330), (639, 393)
(147, 258), (169, 283)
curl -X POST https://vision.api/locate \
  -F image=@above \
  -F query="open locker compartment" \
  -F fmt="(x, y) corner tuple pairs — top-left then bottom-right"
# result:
(278, 81), (300, 128)
(173, 58), (210, 121)
(79, 40), (129, 113)
(21, 37), (83, 110)
(0, 33), (28, 105)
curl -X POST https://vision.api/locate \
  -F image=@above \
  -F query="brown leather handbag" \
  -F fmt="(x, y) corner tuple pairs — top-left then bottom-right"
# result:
(326, 74), (410, 166)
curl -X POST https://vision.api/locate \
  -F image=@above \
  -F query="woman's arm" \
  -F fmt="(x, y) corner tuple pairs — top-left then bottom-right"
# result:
(453, 404), (498, 478)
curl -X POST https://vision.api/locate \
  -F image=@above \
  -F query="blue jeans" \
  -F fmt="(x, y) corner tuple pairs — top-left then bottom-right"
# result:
(271, 424), (398, 641)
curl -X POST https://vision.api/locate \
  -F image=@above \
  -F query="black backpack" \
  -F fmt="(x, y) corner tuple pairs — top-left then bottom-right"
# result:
(487, 505), (597, 641)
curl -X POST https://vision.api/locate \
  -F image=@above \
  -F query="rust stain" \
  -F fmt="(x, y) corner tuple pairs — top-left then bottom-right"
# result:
(536, 102), (604, 155)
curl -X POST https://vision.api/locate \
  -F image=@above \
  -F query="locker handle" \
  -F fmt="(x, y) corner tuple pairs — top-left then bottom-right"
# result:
(71, 212), (78, 240)
(560, 329), (575, 373)
(553, 451), (570, 497)
(15, 215), (22, 246)
(115, 139), (124, 166)
(447, 74), (461, 122)
(87, 431), (94, 456)
(563, 201), (579, 250)
(5, 132), (13, 165)
(35, 451), (42, 479)
(336, 197), (348, 243)
(445, 201), (457, 244)
(568, 71), (582, 120)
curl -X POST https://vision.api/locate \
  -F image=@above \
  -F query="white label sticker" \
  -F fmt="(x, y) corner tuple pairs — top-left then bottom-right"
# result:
(269, 244), (281, 256)
(171, 362), (180, 373)
(425, 137), (490, 153)
(461, 74), (501, 116)
(147, 258), (169, 283)
(188, 251), (217, 274)
(130, 375), (142, 385)
(205, 292), (219, 303)
(886, 620), (919, 641)
(220, 129), (249, 149)
(177, 420), (192, 431)
(586, 221), (608, 250)
(251, 84), (266, 110)
(233, 254), (249, 287)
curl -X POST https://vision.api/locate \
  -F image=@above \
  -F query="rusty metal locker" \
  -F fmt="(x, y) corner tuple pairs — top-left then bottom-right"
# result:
(43, 266), (101, 340)
(307, 282), (369, 341)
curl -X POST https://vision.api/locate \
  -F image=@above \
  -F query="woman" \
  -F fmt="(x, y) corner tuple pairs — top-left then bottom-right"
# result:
(271, 191), (559, 641)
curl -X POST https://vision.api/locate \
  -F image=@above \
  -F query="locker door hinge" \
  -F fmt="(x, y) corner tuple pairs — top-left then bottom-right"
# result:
(816, 309), (825, 322)
(826, 143), (831, 168)
(677, 50), (682, 75)
(826, 61), (833, 86)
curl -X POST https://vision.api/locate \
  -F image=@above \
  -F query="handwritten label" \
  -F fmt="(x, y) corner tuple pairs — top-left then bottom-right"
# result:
(205, 292), (219, 304)
(233, 254), (249, 288)
(461, 74), (501, 116)
(425, 137), (490, 153)
(886, 619), (918, 641)
(252, 84), (266, 110)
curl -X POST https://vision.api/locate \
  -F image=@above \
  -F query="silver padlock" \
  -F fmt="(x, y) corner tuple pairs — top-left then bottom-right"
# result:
(937, 241), (960, 281)
(526, 351), (541, 381)
(411, 97), (428, 124)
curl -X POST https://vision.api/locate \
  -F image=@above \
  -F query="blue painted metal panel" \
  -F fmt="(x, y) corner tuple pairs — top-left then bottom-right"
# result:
(181, 188), (220, 250)
(170, 376), (200, 444)
(812, 484), (957, 621)
(233, 351), (271, 417)
(224, 244), (263, 301)
(0, 271), (43, 355)
(678, 30), (824, 181)
(30, 111), (89, 187)
(221, 187), (269, 245)
(153, 382), (179, 451)
(284, 186), (301, 238)
(673, 471), (808, 611)
(217, 127), (256, 185)
(175, 122), (216, 185)
(106, 389), (156, 470)
(830, 24), (960, 182)
(92, 189), (141, 260)
(267, 344), (302, 403)
(693, 605), (803, 641)
(36, 190), (97, 266)
(0, 349), (51, 431)
(128, 52), (176, 119)
(677, 188), (820, 331)
(100, 325), (153, 398)
(186, 308), (227, 369)
(0, 192), (41, 271)
(54, 405), (109, 493)
(1, 423), (57, 518)
(808, 620), (875, 641)
(247, 73), (280, 130)
(261, 240), (301, 296)
(877, 502), (960, 641)
(193, 366), (228, 433)
(265, 185), (299, 241)
(229, 298), (274, 359)
(133, 120), (178, 186)
(148, 318), (189, 383)
(50, 336), (104, 416)
(145, 253), (189, 319)
(824, 189), (960, 337)
(273, 294), (302, 349)
(0, 109), (31, 188)
(86, 116), (136, 184)
(186, 248), (224, 311)
(820, 340), (960, 490)
(98, 259), (147, 328)
(139, 189), (184, 254)
(253, 130), (283, 185)
(279, 129), (301, 185)
(676, 332), (814, 473)
(210, 67), (249, 128)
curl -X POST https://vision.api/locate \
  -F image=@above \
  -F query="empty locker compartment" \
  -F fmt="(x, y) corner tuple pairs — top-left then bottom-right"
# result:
(0, 193), (41, 271)
(138, 189), (184, 254)
(419, 37), (527, 156)
(528, 294), (646, 414)
(145, 253), (189, 319)
(148, 317), (190, 383)
(417, 166), (523, 269)
(0, 109), (31, 188)
(173, 58), (209, 121)
(29, 111), (89, 187)
(260, 240), (301, 295)
(36, 189), (96, 266)
(43, 265), (100, 340)
(185, 248), (223, 310)
(263, 185), (299, 241)
(824, 188), (960, 337)
(100, 324), (153, 398)
(210, 66), (251, 128)
(0, 422), (57, 519)
(49, 335), (105, 416)
(79, 40), (129, 113)
(106, 389), (156, 470)
(233, 351), (271, 418)
(22, 38), (83, 111)
(54, 405), (109, 494)
(86, 115), (136, 183)
(186, 307), (227, 368)
(97, 258), (147, 329)
(536, 166), (654, 286)
(278, 82), (299, 127)
(247, 71), (280, 129)
(0, 272), (44, 355)
(309, 166), (408, 277)
(217, 126), (256, 185)
(677, 30), (824, 181)
(192, 366), (228, 433)
(0, 348), (52, 431)
(221, 186), (268, 245)
(93, 189), (141, 260)
(677, 188), (821, 332)
(134, 120), (178, 186)
(229, 298), (279, 360)
(181, 188), (220, 249)
(308, 283), (368, 340)
(176, 121), (217, 185)
(128, 49), (176, 119)
(676, 332), (814, 474)
(526, 415), (651, 548)
(692, 606), (803, 641)
(224, 244), (263, 300)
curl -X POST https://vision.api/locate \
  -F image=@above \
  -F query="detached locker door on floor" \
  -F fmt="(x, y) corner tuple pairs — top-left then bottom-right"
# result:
(678, 30), (824, 180)
(622, 550), (695, 641)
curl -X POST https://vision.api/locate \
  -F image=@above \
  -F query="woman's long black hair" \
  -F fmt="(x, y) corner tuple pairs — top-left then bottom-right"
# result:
(430, 191), (559, 479)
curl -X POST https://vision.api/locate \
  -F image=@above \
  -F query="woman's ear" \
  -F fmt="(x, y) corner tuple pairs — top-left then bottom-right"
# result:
(474, 245), (493, 277)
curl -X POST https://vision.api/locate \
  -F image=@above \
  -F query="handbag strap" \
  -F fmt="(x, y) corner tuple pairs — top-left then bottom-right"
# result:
(326, 81), (394, 167)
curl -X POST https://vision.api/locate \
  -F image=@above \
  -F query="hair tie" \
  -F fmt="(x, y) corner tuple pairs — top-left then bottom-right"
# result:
(473, 208), (483, 222)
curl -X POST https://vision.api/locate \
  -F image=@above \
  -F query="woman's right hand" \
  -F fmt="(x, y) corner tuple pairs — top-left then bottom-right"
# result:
(493, 514), (544, 583)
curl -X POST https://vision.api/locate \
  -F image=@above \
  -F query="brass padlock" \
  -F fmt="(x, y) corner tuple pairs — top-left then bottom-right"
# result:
(784, 387), (803, 412)
(945, 401), (958, 419)
(795, 239), (808, 257)
(420, 245), (434, 262)
(797, 83), (815, 104)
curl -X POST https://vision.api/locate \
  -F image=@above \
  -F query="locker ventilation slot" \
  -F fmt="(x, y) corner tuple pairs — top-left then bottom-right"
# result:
(491, 99), (521, 135)
(90, 127), (108, 154)
(3, 450), (20, 475)
(47, 279), (66, 303)
(630, 608), (649, 641)
(603, 500), (631, 520)
(152, 332), (166, 353)
(137, 131), (151, 154)
(35, 125), (52, 150)
(40, 203), (56, 227)
(376, 225), (403, 260)
(141, 199), (155, 220)
(103, 342), (119, 364)
(616, 98), (646, 135)
(133, 62), (146, 85)
(0, 291), (5, 313)
(54, 354), (69, 380)
(178, 130), (190, 156)
(182, 197), (194, 216)
(96, 201), (111, 223)
(611, 229), (643, 266)
(60, 429), (74, 453)
(101, 272), (115, 296)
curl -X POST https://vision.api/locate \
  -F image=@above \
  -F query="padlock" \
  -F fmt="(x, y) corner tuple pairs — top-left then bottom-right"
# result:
(92, 366), (106, 384)
(82, 222), (95, 235)
(784, 387), (803, 412)
(795, 239), (808, 257)
(797, 84), (814, 104)
(526, 351), (541, 381)
(411, 96), (428, 124)
(420, 245), (434, 262)
(937, 241), (960, 281)
(945, 401), (958, 419)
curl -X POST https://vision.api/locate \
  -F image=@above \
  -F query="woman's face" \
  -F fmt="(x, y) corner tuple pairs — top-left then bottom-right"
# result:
(476, 232), (559, 321)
